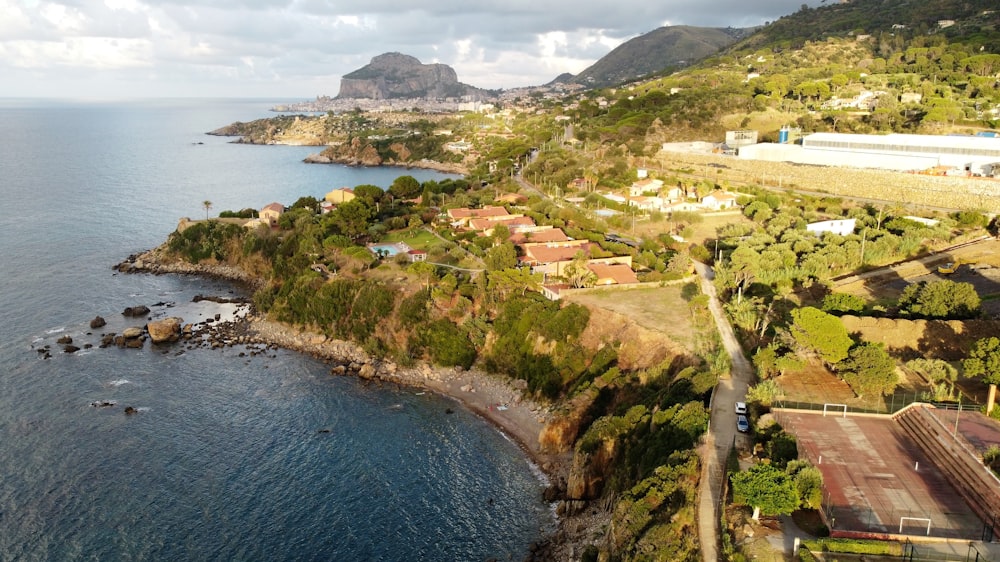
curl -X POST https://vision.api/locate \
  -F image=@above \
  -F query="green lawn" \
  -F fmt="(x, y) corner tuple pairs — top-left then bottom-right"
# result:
(382, 228), (438, 250)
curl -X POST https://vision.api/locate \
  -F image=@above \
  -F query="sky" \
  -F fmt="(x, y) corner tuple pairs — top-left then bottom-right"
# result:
(1, 0), (824, 99)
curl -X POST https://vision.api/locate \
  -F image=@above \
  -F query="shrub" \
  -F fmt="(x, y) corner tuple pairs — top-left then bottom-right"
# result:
(411, 319), (477, 369)
(821, 292), (865, 314)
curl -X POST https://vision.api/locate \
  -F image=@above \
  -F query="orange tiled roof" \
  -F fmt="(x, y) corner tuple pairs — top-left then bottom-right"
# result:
(587, 262), (640, 285)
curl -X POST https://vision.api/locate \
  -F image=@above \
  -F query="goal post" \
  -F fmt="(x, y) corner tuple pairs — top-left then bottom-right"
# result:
(823, 403), (848, 417)
(899, 517), (931, 536)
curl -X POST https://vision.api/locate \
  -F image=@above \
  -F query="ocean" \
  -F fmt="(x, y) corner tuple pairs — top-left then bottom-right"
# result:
(0, 99), (551, 561)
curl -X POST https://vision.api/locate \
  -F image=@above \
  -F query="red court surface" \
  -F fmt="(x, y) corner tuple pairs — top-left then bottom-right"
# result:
(775, 411), (986, 539)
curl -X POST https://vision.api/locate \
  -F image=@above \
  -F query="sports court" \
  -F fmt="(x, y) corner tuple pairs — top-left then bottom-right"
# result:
(775, 409), (987, 539)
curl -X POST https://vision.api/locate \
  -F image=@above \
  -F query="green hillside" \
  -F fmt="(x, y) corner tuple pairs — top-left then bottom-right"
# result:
(573, 25), (751, 88)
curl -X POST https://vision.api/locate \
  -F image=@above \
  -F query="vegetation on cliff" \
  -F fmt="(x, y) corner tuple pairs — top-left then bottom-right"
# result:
(164, 174), (722, 559)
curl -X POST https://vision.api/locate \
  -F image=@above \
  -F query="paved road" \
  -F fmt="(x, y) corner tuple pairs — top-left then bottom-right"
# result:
(694, 261), (754, 562)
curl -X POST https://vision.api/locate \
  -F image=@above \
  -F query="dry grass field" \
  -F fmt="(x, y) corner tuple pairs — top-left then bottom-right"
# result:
(564, 284), (708, 355)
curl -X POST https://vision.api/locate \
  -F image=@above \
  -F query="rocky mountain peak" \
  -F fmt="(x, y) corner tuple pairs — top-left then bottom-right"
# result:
(337, 52), (484, 100)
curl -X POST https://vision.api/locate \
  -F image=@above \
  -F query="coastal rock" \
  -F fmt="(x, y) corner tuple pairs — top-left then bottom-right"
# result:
(122, 327), (144, 339)
(357, 363), (376, 380)
(147, 317), (183, 344)
(124, 406), (138, 415)
(303, 153), (332, 164)
(63, 344), (80, 354)
(56, 335), (73, 345)
(123, 305), (150, 317)
(90, 316), (107, 329)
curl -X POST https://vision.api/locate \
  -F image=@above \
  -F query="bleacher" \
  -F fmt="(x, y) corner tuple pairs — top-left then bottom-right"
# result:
(893, 404), (1000, 538)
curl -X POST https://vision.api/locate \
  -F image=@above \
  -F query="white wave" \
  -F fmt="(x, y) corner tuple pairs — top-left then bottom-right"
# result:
(45, 327), (66, 334)
(109, 379), (131, 387)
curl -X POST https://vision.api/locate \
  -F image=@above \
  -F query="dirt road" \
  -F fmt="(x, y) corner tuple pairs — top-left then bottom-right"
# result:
(694, 261), (754, 562)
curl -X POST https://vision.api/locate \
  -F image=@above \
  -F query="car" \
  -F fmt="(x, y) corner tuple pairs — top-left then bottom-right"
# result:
(736, 414), (750, 433)
(735, 402), (747, 415)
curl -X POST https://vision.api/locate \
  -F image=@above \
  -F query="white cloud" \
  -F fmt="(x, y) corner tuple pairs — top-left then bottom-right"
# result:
(1, 0), (826, 98)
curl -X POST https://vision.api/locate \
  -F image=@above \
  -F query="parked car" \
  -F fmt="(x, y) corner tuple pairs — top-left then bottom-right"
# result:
(735, 402), (747, 415)
(736, 414), (750, 433)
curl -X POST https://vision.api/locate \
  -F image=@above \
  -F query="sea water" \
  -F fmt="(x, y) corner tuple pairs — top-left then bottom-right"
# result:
(0, 99), (550, 561)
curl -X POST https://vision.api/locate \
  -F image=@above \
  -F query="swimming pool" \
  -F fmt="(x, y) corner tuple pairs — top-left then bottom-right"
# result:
(368, 242), (412, 257)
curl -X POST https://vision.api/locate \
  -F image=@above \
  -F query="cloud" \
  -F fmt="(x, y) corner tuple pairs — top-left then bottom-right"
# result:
(1, 0), (824, 98)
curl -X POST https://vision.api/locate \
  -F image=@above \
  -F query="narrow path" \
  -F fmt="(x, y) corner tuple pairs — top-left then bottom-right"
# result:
(694, 261), (754, 562)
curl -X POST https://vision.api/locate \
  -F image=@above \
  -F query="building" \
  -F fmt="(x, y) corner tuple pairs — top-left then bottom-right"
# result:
(260, 202), (284, 227)
(725, 130), (759, 149)
(324, 187), (355, 204)
(587, 263), (640, 286)
(701, 190), (739, 211)
(806, 218), (856, 237)
(738, 132), (1000, 173)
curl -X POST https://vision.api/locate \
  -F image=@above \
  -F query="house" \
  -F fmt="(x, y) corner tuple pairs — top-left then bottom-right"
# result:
(324, 187), (355, 204)
(662, 186), (685, 201)
(628, 196), (666, 212)
(587, 263), (640, 285)
(468, 214), (536, 235)
(509, 226), (570, 245)
(406, 250), (427, 262)
(260, 202), (284, 227)
(701, 191), (739, 211)
(446, 206), (509, 228)
(629, 178), (664, 197)
(806, 218), (856, 237)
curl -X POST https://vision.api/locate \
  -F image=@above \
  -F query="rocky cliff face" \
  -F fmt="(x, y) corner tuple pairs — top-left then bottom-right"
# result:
(337, 52), (482, 99)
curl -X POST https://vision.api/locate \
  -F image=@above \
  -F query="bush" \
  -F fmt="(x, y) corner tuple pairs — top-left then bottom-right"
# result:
(898, 279), (980, 319)
(821, 292), (865, 314)
(800, 538), (902, 556)
(411, 319), (477, 369)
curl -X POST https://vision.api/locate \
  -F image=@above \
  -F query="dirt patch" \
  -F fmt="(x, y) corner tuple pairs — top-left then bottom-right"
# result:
(841, 315), (1000, 362)
(774, 359), (932, 412)
(566, 285), (707, 357)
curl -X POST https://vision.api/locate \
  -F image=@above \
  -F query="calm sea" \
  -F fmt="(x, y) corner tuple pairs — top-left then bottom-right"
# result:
(0, 99), (550, 561)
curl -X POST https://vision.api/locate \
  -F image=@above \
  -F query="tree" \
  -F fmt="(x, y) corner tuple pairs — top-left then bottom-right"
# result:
(837, 342), (898, 399)
(389, 175), (422, 200)
(787, 460), (824, 510)
(789, 307), (853, 364)
(202, 200), (212, 220)
(964, 337), (1000, 413)
(352, 184), (385, 208)
(562, 252), (597, 288)
(731, 463), (799, 520)
(898, 280), (980, 319)
(329, 199), (373, 239)
(484, 242), (517, 271)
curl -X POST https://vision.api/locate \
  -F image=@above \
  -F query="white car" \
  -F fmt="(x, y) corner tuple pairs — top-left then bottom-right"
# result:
(735, 402), (747, 415)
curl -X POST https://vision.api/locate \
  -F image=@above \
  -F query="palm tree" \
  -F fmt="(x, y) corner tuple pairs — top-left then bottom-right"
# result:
(203, 200), (212, 220)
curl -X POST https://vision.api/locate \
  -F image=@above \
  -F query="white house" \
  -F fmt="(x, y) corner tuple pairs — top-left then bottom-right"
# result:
(701, 190), (739, 211)
(806, 218), (856, 237)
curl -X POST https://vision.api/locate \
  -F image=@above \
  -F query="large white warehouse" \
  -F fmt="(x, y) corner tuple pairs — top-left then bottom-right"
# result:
(737, 132), (1000, 175)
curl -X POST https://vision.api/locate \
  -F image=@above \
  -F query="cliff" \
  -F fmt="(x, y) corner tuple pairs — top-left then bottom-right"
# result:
(337, 52), (485, 99)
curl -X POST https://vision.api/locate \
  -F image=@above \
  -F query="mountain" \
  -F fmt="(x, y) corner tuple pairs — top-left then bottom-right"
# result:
(337, 52), (487, 100)
(571, 25), (752, 88)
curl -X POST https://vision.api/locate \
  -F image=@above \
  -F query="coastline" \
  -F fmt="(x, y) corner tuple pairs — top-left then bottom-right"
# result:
(116, 246), (569, 475)
(116, 246), (590, 558)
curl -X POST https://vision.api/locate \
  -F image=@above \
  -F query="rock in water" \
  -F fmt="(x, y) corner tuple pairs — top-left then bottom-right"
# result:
(123, 305), (150, 317)
(90, 316), (106, 329)
(147, 317), (183, 344)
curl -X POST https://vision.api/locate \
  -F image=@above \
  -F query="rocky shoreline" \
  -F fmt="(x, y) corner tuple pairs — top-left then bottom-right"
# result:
(113, 246), (600, 559)
(303, 148), (468, 175)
